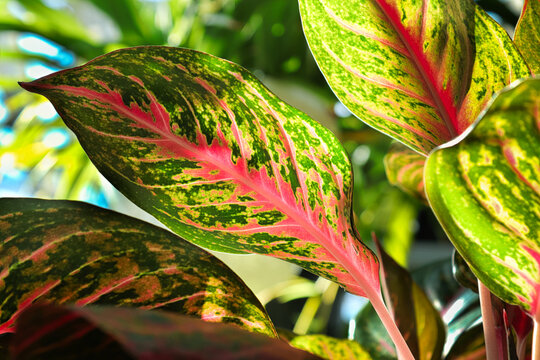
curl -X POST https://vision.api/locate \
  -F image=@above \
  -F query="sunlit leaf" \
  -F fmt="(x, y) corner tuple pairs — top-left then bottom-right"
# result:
(383, 143), (427, 202)
(290, 334), (372, 359)
(299, 0), (530, 154)
(19, 46), (380, 299)
(11, 304), (318, 360)
(515, 0), (540, 74)
(425, 78), (540, 316)
(0, 198), (275, 337)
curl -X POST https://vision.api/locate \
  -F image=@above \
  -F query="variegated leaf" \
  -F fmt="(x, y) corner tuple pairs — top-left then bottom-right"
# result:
(425, 78), (540, 315)
(289, 334), (372, 359)
(11, 304), (319, 360)
(0, 198), (275, 337)
(515, 0), (540, 75)
(299, 0), (530, 154)
(383, 143), (427, 202)
(19, 46), (380, 299)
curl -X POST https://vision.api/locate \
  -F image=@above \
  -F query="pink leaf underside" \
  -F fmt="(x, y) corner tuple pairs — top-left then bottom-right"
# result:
(21, 48), (381, 298)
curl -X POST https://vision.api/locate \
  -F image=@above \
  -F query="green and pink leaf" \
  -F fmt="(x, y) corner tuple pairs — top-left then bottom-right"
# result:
(299, 0), (530, 154)
(0, 198), (275, 337)
(19, 46), (379, 299)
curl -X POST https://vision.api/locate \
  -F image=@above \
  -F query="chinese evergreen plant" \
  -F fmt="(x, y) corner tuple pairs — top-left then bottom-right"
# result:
(0, 0), (538, 359)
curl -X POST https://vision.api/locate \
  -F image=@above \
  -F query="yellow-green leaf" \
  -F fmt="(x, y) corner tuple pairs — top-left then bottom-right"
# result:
(299, 0), (530, 154)
(425, 78), (540, 316)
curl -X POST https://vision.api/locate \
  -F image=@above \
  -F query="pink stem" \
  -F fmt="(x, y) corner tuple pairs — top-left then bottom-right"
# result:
(478, 280), (508, 360)
(533, 319), (540, 360)
(368, 290), (415, 360)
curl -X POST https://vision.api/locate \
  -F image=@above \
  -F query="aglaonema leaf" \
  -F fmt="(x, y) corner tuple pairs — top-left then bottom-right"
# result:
(289, 334), (372, 359)
(0, 198), (275, 337)
(425, 78), (540, 317)
(375, 240), (445, 360)
(515, 0), (540, 75)
(383, 143), (427, 203)
(299, 0), (530, 155)
(19, 46), (380, 299)
(11, 304), (319, 360)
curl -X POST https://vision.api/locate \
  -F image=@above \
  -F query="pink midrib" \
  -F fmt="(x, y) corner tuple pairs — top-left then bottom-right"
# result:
(25, 81), (379, 296)
(375, 0), (460, 138)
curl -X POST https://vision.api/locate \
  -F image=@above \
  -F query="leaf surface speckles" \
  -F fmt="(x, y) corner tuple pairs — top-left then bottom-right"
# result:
(514, 0), (540, 74)
(299, 0), (530, 154)
(0, 198), (275, 337)
(19, 46), (380, 300)
(289, 334), (372, 359)
(425, 78), (540, 316)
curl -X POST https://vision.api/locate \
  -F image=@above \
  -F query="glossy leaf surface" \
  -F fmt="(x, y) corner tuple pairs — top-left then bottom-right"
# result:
(20, 46), (380, 298)
(425, 78), (540, 315)
(376, 241), (445, 360)
(299, 0), (530, 154)
(383, 143), (427, 202)
(289, 334), (372, 359)
(11, 304), (319, 360)
(452, 250), (478, 293)
(0, 198), (275, 336)
(515, 0), (540, 74)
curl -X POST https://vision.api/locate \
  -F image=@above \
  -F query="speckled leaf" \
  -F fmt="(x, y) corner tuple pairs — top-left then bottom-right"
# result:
(11, 304), (319, 360)
(425, 78), (540, 316)
(19, 46), (380, 299)
(383, 143), (427, 202)
(289, 334), (372, 360)
(515, 0), (540, 75)
(376, 241), (445, 360)
(299, 0), (530, 155)
(0, 198), (275, 337)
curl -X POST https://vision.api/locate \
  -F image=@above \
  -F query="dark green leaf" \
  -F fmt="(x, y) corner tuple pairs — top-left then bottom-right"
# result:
(0, 198), (275, 337)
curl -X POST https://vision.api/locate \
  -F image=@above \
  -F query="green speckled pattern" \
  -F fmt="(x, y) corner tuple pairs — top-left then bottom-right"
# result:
(0, 198), (276, 337)
(290, 334), (372, 359)
(299, 0), (530, 154)
(515, 0), (540, 75)
(19, 46), (380, 299)
(425, 78), (540, 316)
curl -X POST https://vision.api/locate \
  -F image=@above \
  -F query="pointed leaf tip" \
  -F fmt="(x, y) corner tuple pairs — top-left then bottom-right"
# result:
(22, 46), (381, 300)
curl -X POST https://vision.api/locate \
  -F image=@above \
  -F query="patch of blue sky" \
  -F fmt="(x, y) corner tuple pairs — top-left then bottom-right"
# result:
(18, 33), (75, 67)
